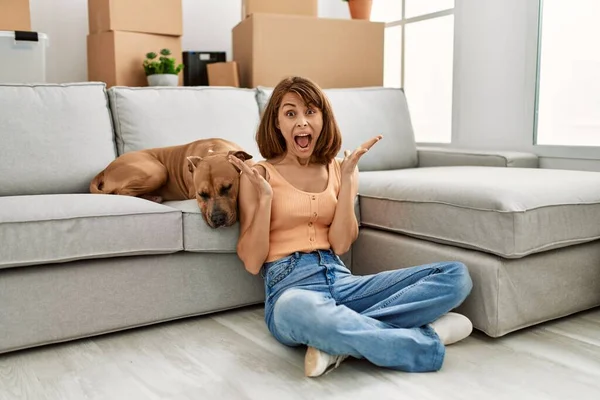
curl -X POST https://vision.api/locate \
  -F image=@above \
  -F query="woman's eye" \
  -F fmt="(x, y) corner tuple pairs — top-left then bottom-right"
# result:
(286, 111), (295, 117)
(307, 109), (316, 115)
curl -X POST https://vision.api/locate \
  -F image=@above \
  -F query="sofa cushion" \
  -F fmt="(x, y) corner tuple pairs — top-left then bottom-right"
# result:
(417, 147), (539, 168)
(0, 194), (183, 269)
(162, 200), (239, 253)
(0, 83), (117, 196)
(162, 195), (361, 253)
(108, 86), (261, 158)
(358, 166), (600, 258)
(256, 86), (418, 171)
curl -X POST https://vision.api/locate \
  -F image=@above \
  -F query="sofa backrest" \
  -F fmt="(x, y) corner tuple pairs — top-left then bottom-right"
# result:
(107, 86), (261, 158)
(0, 83), (117, 196)
(256, 86), (418, 171)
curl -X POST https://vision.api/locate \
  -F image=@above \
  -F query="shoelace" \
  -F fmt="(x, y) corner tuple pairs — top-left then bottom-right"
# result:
(334, 355), (347, 368)
(324, 355), (349, 375)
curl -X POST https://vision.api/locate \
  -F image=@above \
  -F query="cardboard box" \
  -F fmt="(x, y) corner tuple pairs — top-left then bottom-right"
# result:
(232, 14), (384, 89)
(242, 0), (317, 19)
(87, 31), (182, 88)
(88, 0), (182, 36)
(207, 62), (240, 88)
(0, 0), (31, 31)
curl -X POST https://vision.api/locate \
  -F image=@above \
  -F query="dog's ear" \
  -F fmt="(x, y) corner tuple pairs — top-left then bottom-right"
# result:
(187, 156), (203, 173)
(228, 150), (253, 161)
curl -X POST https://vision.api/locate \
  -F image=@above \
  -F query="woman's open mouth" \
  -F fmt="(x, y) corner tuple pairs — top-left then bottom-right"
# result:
(294, 133), (312, 150)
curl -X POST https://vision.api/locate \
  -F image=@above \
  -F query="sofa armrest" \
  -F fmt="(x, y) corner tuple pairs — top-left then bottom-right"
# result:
(417, 147), (539, 168)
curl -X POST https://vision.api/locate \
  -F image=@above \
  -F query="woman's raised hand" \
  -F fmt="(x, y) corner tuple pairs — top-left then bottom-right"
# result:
(340, 135), (383, 178)
(228, 155), (273, 199)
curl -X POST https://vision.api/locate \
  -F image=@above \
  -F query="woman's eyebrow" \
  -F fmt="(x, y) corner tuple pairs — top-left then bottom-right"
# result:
(282, 103), (297, 108)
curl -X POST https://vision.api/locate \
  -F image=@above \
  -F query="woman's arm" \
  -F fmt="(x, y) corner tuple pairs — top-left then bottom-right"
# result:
(229, 158), (273, 275)
(328, 164), (359, 255)
(328, 135), (383, 255)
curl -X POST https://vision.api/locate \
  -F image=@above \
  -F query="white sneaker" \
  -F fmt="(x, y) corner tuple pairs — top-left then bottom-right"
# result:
(304, 346), (348, 377)
(430, 312), (473, 345)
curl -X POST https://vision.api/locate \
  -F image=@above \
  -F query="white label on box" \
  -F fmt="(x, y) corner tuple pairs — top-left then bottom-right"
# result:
(199, 54), (211, 61)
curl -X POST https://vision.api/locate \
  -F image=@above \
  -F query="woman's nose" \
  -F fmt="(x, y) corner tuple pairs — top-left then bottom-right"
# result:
(297, 118), (308, 127)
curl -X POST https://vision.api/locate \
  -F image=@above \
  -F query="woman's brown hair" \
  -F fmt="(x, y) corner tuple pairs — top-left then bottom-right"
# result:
(256, 76), (342, 164)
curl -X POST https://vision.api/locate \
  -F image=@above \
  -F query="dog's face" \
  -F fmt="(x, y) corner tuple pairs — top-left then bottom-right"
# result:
(187, 150), (253, 228)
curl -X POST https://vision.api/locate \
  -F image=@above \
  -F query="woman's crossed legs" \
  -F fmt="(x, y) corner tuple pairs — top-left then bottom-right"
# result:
(271, 260), (473, 376)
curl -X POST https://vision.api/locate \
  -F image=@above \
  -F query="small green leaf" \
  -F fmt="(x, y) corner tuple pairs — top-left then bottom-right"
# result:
(143, 48), (182, 76)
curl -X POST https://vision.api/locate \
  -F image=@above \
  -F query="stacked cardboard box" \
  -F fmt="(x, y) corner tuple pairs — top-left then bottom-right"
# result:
(0, 0), (31, 31)
(207, 61), (241, 88)
(241, 0), (318, 19)
(233, 0), (384, 89)
(87, 0), (183, 88)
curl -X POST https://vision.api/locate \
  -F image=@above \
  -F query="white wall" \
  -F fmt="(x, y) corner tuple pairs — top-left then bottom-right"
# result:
(450, 0), (539, 152)
(180, 0), (241, 63)
(319, 0), (349, 18)
(29, 0), (89, 84)
(28, 0), (349, 84)
(445, 0), (600, 171)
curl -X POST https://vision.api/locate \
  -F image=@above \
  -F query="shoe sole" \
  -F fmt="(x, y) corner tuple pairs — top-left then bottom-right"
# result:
(304, 347), (323, 377)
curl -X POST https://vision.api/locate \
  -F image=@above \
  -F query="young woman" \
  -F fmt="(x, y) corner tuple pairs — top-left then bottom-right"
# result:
(228, 76), (473, 378)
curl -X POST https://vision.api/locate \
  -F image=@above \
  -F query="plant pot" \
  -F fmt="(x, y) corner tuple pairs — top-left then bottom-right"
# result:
(147, 74), (179, 87)
(348, 0), (373, 20)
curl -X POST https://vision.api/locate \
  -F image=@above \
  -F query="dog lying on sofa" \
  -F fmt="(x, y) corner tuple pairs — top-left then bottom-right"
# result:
(90, 138), (253, 228)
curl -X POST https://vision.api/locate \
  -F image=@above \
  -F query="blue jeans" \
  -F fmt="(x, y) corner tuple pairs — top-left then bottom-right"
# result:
(261, 249), (473, 372)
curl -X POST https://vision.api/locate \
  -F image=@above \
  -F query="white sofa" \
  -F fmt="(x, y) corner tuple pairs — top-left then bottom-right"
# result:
(1, 82), (599, 355)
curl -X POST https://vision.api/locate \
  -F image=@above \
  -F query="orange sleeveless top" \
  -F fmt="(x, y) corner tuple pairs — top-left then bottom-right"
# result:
(258, 159), (341, 263)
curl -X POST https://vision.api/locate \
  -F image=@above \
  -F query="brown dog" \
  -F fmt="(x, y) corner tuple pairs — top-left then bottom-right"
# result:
(90, 138), (253, 228)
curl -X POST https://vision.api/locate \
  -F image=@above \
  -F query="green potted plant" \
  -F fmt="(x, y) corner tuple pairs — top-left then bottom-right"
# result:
(143, 48), (184, 87)
(342, 0), (372, 20)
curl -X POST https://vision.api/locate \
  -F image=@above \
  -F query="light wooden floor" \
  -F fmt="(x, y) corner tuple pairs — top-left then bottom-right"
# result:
(1, 305), (600, 400)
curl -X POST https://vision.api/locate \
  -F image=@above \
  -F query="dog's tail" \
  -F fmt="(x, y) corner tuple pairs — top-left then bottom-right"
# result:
(89, 170), (106, 194)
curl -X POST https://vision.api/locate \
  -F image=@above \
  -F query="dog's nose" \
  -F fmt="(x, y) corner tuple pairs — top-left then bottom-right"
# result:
(211, 212), (227, 227)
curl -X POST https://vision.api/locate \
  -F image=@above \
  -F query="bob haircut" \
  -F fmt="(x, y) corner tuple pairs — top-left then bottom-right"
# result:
(256, 76), (342, 164)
